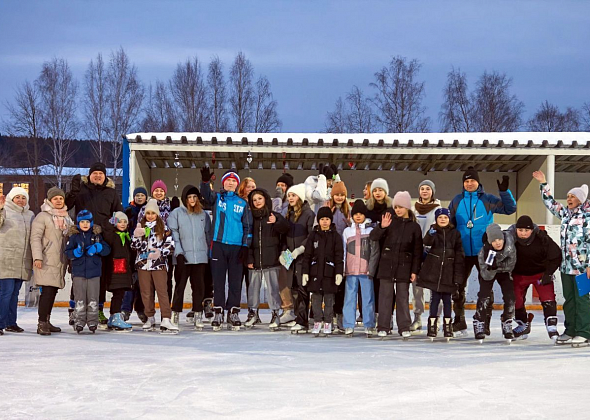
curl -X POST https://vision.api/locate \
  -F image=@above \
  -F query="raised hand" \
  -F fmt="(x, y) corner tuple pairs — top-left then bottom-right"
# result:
(381, 212), (392, 228)
(201, 167), (212, 183)
(497, 175), (509, 192)
(133, 223), (144, 238)
(532, 170), (546, 184)
(71, 174), (82, 193)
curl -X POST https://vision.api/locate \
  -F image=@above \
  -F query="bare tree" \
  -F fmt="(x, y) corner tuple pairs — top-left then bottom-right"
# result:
(207, 56), (229, 132)
(229, 51), (254, 132)
(36, 57), (78, 188)
(440, 67), (473, 132)
(527, 100), (580, 132)
(581, 102), (590, 131)
(141, 81), (177, 132)
(170, 56), (209, 132)
(83, 53), (109, 162)
(325, 97), (347, 133)
(106, 47), (144, 183)
(471, 71), (524, 132)
(325, 86), (374, 133)
(253, 76), (281, 133)
(371, 56), (430, 133)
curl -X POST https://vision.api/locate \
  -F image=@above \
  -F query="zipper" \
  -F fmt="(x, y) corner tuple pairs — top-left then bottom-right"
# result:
(258, 218), (263, 270)
(437, 229), (446, 290)
(469, 194), (473, 255)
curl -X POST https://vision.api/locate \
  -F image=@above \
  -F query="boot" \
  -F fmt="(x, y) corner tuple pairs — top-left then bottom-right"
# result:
(410, 313), (422, 332)
(111, 313), (133, 331)
(203, 298), (214, 319)
(46, 315), (61, 333)
(443, 317), (453, 338)
(427, 317), (438, 338)
(5, 325), (24, 333)
(212, 306), (224, 331)
(484, 314), (492, 336)
(279, 309), (296, 325)
(453, 315), (467, 333)
(545, 316), (559, 340)
(171, 311), (180, 327)
(501, 315), (514, 340)
(269, 310), (280, 330)
(473, 319), (485, 340)
(228, 307), (242, 330)
(37, 320), (51, 336)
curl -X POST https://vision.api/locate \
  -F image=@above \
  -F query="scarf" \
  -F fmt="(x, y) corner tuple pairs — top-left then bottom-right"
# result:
(116, 231), (131, 246)
(414, 198), (441, 215)
(373, 200), (388, 216)
(144, 220), (156, 238)
(252, 208), (268, 219)
(41, 200), (73, 233)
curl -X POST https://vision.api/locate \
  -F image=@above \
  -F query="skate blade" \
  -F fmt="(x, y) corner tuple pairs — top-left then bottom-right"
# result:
(112, 327), (133, 332)
(228, 326), (240, 331)
(572, 342), (590, 348)
(269, 327), (281, 332)
(505, 339), (512, 344)
(410, 330), (423, 335)
(477, 339), (484, 344)
(159, 330), (179, 335)
(212, 326), (222, 332)
(345, 334), (353, 338)
(453, 330), (468, 338)
(445, 337), (451, 342)
(194, 326), (204, 331)
(142, 327), (156, 332)
(186, 318), (195, 324)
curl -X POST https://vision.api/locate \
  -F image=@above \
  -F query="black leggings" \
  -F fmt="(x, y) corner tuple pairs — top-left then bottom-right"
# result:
(172, 258), (206, 312)
(38, 286), (59, 321)
(110, 289), (126, 314)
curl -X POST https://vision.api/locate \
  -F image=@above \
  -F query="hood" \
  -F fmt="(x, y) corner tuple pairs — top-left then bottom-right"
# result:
(5, 199), (30, 213)
(68, 225), (102, 237)
(82, 175), (116, 190)
(181, 184), (202, 207)
(507, 223), (540, 246)
(248, 188), (272, 214)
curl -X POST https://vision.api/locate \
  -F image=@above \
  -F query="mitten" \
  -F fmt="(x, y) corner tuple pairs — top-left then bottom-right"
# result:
(70, 174), (81, 193)
(133, 225), (144, 238)
(201, 167), (212, 183)
(497, 175), (509, 192)
(428, 228), (436, 236)
(291, 246), (305, 259)
(302, 274), (309, 286)
(148, 249), (161, 260)
(73, 244), (84, 258)
(335, 274), (343, 286)
(275, 185), (284, 200)
(540, 273), (554, 286)
(86, 243), (103, 257)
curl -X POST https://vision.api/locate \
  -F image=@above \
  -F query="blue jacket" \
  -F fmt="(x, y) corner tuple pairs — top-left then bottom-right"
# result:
(65, 226), (111, 279)
(448, 185), (516, 257)
(200, 182), (252, 247)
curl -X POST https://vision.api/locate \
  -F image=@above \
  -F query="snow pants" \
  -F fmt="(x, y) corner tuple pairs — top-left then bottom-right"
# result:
(138, 269), (171, 319)
(73, 276), (100, 328)
(561, 273), (590, 340)
(513, 273), (556, 322)
(343, 275), (375, 329)
(0, 278), (24, 329)
(248, 266), (282, 311)
(474, 273), (514, 322)
(210, 243), (243, 310)
(378, 279), (411, 334)
(311, 292), (335, 323)
(172, 257), (206, 313)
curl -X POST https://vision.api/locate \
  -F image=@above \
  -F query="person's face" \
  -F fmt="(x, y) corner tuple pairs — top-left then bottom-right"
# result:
(116, 219), (128, 231)
(50, 195), (65, 209)
(353, 213), (366, 224)
(224, 178), (238, 192)
(333, 193), (346, 205)
(394, 205), (409, 218)
(491, 239), (504, 251)
(319, 217), (331, 230)
(373, 188), (385, 202)
(277, 182), (288, 193)
(79, 220), (91, 232)
(89, 171), (105, 186)
(566, 193), (581, 209)
(464, 179), (479, 192)
(437, 215), (449, 227)
(363, 184), (371, 200)
(419, 185), (433, 202)
(152, 188), (166, 200)
(12, 194), (27, 207)
(252, 193), (266, 209)
(516, 228), (533, 239)
(134, 193), (147, 205)
(287, 192), (299, 206)
(145, 211), (157, 222)
(245, 181), (256, 196)
(187, 194), (199, 207)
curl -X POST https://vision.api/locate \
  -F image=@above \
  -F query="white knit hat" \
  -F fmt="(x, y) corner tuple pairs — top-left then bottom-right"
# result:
(287, 183), (306, 203)
(371, 178), (389, 196)
(7, 187), (29, 204)
(144, 199), (161, 216)
(568, 184), (589, 204)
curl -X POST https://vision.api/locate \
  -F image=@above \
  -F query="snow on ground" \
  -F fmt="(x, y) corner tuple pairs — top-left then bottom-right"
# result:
(1, 308), (589, 420)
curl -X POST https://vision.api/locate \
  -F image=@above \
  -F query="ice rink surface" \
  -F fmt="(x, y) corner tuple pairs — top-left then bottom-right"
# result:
(1, 308), (589, 420)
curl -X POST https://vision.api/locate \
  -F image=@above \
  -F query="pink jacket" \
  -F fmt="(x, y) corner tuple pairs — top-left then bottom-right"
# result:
(342, 221), (380, 277)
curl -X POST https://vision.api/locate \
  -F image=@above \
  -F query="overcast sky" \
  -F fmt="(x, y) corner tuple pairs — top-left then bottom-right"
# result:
(1, 0), (589, 133)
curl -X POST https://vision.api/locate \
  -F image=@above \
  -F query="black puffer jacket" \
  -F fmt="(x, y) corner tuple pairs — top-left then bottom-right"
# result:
(369, 214), (423, 282)
(302, 224), (344, 294)
(417, 225), (465, 293)
(248, 189), (290, 269)
(507, 225), (562, 282)
(102, 224), (133, 291)
(66, 175), (123, 227)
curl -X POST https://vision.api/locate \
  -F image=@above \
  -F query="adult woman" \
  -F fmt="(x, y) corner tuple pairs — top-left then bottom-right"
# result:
(30, 187), (74, 335)
(0, 187), (35, 335)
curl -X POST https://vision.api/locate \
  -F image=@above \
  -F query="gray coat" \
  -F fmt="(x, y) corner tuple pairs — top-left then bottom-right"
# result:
(477, 231), (517, 281)
(168, 207), (212, 265)
(0, 200), (35, 281)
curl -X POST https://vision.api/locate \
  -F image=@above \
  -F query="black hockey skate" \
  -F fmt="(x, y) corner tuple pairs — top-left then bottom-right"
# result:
(501, 315), (514, 343)
(137, 311), (148, 324)
(513, 313), (534, 340)
(473, 319), (486, 343)
(244, 309), (261, 329)
(75, 325), (84, 334)
(186, 311), (195, 324)
(545, 316), (559, 342)
(269, 310), (281, 331)
(427, 317), (438, 341)
(443, 317), (453, 341)
(88, 325), (97, 334)
(203, 298), (214, 319)
(484, 314), (492, 336)
(227, 307), (241, 331)
(211, 307), (223, 331)
(68, 308), (75, 326)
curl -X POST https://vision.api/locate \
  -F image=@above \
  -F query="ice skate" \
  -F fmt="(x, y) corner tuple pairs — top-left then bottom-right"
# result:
(203, 298), (214, 319)
(244, 308), (261, 329)
(311, 321), (322, 337)
(137, 312), (148, 324)
(194, 312), (204, 331)
(68, 309), (75, 326)
(290, 323), (308, 334)
(279, 309), (296, 326)
(160, 318), (180, 335)
(443, 317), (453, 342)
(501, 316), (514, 344)
(427, 317), (438, 341)
(555, 333), (573, 345)
(88, 325), (97, 333)
(365, 327), (376, 338)
(452, 316), (468, 337)
(75, 325), (84, 334)
(211, 307), (224, 331)
(186, 311), (195, 324)
(121, 310), (131, 322)
(323, 322), (333, 337)
(227, 307), (241, 331)
(171, 311), (180, 327)
(377, 330), (391, 340)
(484, 314), (492, 336)
(514, 313), (534, 340)
(345, 327), (354, 337)
(142, 316), (156, 332)
(571, 336), (589, 348)
(545, 316), (559, 342)
(109, 313), (133, 332)
(269, 310), (281, 331)
(332, 315), (344, 334)
(410, 313), (423, 333)
(473, 319), (485, 343)
(401, 330), (411, 341)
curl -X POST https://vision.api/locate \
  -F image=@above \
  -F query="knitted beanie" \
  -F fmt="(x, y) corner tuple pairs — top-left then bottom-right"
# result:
(133, 186), (148, 198)
(371, 178), (389, 196)
(151, 180), (167, 195)
(351, 199), (368, 217)
(330, 181), (347, 198)
(568, 184), (589, 204)
(287, 183), (306, 203)
(317, 206), (333, 223)
(392, 191), (412, 210)
(435, 208), (451, 220)
(77, 210), (94, 228)
(144, 199), (160, 216)
(276, 172), (294, 189)
(47, 186), (65, 200)
(486, 224), (504, 243)
(419, 180), (436, 195)
(462, 167), (480, 184)
(221, 170), (240, 187)
(89, 162), (107, 177)
(515, 215), (534, 229)
(7, 187), (29, 204)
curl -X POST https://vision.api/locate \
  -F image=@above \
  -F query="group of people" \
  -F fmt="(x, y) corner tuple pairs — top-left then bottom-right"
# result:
(0, 161), (589, 347)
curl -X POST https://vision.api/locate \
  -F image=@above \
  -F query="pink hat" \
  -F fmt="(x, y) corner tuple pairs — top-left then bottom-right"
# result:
(151, 180), (167, 195)
(392, 191), (412, 210)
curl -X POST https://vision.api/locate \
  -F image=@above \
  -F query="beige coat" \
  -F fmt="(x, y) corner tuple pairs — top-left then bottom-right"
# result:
(0, 200), (35, 281)
(30, 201), (73, 288)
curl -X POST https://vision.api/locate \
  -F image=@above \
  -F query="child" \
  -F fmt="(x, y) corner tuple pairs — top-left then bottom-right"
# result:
(103, 211), (134, 331)
(302, 207), (344, 336)
(475, 223), (517, 341)
(272, 172), (294, 216)
(131, 200), (177, 333)
(342, 200), (379, 337)
(246, 188), (290, 330)
(369, 191), (423, 338)
(417, 208), (465, 340)
(65, 210), (111, 333)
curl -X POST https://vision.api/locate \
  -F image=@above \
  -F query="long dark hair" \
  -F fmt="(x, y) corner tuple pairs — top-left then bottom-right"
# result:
(139, 214), (166, 241)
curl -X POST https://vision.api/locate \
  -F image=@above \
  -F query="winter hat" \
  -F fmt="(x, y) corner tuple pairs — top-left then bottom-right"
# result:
(330, 181), (348, 198)
(419, 180), (436, 195)
(133, 186), (148, 198)
(351, 199), (368, 217)
(287, 183), (306, 203)
(435, 208), (451, 220)
(7, 187), (29, 204)
(47, 186), (65, 200)
(392, 191), (412, 210)
(77, 210), (94, 228)
(151, 180), (167, 195)
(322, 164), (335, 180)
(221, 170), (240, 187)
(317, 206), (333, 223)
(371, 178), (389, 196)
(276, 172), (294, 189)
(462, 167), (480, 184)
(112, 211), (128, 225)
(568, 184), (589, 204)
(144, 199), (160, 216)
(486, 224), (504, 243)
(89, 162), (107, 177)
(515, 215), (534, 229)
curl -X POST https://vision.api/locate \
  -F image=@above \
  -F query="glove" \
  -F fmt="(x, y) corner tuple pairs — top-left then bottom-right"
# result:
(133, 225), (144, 238)
(291, 246), (305, 259)
(428, 228), (436, 236)
(70, 174), (81, 194)
(540, 273), (554, 286)
(201, 167), (212, 183)
(73, 243), (84, 258)
(171, 196), (180, 211)
(238, 246), (249, 264)
(148, 249), (161, 260)
(335, 274), (343, 286)
(302, 274), (309, 286)
(275, 186), (285, 200)
(86, 243), (103, 257)
(497, 175), (509, 192)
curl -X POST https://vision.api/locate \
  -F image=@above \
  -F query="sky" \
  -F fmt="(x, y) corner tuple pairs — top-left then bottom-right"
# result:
(1, 0), (589, 133)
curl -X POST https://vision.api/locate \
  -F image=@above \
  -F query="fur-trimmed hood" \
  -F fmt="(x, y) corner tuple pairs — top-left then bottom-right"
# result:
(365, 195), (392, 211)
(68, 224), (102, 237)
(81, 175), (116, 190)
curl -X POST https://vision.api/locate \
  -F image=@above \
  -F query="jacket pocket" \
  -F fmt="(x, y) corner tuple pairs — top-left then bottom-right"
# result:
(323, 261), (335, 278)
